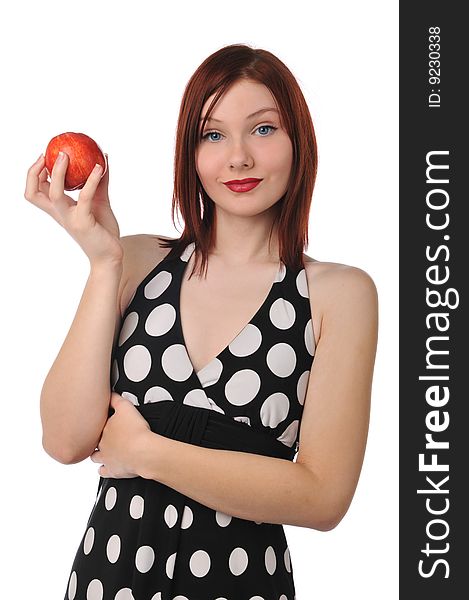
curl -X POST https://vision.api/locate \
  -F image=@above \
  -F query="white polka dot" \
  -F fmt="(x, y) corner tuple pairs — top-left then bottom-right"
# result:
(265, 545), (277, 575)
(121, 391), (139, 406)
(118, 312), (139, 346)
(144, 386), (173, 403)
(180, 241), (196, 261)
(229, 546), (249, 575)
(166, 552), (177, 579)
(266, 343), (296, 377)
(225, 369), (261, 406)
(86, 579), (103, 600)
(284, 546), (292, 572)
(248, 597), (265, 600)
(111, 359), (119, 388)
(181, 505), (193, 529)
(161, 344), (193, 381)
(197, 358), (223, 387)
(189, 549), (211, 577)
(94, 483), (104, 506)
(296, 268), (309, 297)
(297, 371), (310, 405)
(277, 420), (299, 448)
(106, 534), (121, 563)
(279, 595), (288, 600)
(172, 597), (189, 600)
(83, 527), (95, 555)
(305, 318), (316, 355)
(229, 324), (262, 357)
(144, 270), (172, 300)
(145, 303), (176, 336)
(115, 588), (135, 600)
(124, 344), (152, 382)
(105, 487), (117, 510)
(135, 545), (155, 573)
(183, 388), (212, 408)
(129, 495), (144, 519)
(269, 298), (296, 330)
(150, 594), (162, 600)
(207, 396), (225, 413)
(233, 415), (251, 425)
(276, 263), (287, 282)
(164, 504), (178, 528)
(215, 511), (232, 527)
(260, 393), (290, 428)
(67, 570), (77, 599)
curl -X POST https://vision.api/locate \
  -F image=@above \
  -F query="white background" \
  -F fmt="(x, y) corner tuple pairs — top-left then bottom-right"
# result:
(0, 0), (398, 597)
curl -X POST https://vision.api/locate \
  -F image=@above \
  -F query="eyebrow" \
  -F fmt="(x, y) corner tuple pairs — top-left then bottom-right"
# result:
(200, 107), (279, 123)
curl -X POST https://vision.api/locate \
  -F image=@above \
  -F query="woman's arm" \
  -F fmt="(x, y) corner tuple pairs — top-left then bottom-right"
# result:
(40, 234), (152, 464)
(133, 264), (378, 531)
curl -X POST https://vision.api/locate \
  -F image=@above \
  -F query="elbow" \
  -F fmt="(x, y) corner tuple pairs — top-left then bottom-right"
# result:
(42, 435), (74, 464)
(313, 514), (343, 532)
(42, 435), (95, 465)
(307, 497), (352, 532)
(310, 511), (347, 532)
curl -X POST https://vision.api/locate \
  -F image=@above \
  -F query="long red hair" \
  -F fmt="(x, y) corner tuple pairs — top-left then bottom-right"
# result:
(156, 43), (318, 277)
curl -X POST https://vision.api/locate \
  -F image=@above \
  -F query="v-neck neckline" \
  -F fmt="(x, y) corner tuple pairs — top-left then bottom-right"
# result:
(177, 243), (283, 382)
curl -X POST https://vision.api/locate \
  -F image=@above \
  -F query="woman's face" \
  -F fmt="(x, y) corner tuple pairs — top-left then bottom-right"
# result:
(195, 79), (293, 217)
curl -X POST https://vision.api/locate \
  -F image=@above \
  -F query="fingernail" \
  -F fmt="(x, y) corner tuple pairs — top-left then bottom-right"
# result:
(57, 151), (65, 162)
(93, 163), (102, 174)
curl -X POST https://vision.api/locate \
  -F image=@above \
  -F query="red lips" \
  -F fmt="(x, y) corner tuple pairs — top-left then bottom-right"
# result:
(223, 178), (262, 184)
(223, 179), (262, 193)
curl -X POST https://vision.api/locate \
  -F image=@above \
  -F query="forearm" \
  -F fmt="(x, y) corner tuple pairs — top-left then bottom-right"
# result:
(41, 262), (123, 464)
(137, 432), (331, 530)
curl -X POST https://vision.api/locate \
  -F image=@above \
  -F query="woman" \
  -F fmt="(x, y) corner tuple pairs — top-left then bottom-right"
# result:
(26, 44), (378, 600)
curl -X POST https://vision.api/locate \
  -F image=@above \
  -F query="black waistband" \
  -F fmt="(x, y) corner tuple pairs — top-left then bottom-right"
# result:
(132, 400), (296, 462)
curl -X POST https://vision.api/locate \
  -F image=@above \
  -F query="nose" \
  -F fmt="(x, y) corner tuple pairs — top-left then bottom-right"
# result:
(227, 138), (254, 169)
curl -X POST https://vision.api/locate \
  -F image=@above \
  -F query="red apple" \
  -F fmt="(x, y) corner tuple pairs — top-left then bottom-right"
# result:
(44, 132), (108, 191)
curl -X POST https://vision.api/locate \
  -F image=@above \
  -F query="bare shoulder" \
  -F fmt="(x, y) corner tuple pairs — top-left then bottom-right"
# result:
(119, 233), (177, 312)
(302, 254), (378, 343)
(121, 233), (176, 270)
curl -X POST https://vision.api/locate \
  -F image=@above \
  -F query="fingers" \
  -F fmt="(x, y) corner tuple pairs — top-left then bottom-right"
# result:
(38, 164), (48, 183)
(76, 162), (105, 220)
(24, 154), (48, 207)
(101, 153), (109, 183)
(48, 151), (68, 202)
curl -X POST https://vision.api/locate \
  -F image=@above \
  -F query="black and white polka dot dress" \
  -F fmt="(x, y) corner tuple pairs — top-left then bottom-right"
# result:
(64, 241), (315, 600)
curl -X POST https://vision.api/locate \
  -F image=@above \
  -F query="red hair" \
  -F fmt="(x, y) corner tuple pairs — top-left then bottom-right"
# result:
(156, 43), (318, 277)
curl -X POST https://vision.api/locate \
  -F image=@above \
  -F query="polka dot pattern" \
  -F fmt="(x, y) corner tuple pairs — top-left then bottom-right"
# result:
(129, 494), (144, 519)
(83, 527), (94, 555)
(67, 570), (77, 599)
(135, 545), (155, 573)
(190, 549), (211, 577)
(104, 486), (117, 511)
(115, 590), (135, 600)
(86, 579), (103, 600)
(110, 241), (314, 450)
(229, 546), (249, 575)
(106, 534), (121, 563)
(65, 241), (314, 599)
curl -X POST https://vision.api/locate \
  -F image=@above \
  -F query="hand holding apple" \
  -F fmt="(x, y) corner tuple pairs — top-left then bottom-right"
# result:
(24, 134), (124, 268)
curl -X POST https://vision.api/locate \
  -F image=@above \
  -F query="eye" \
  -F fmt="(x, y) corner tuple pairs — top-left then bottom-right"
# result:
(256, 125), (277, 136)
(201, 131), (222, 142)
(200, 124), (278, 142)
